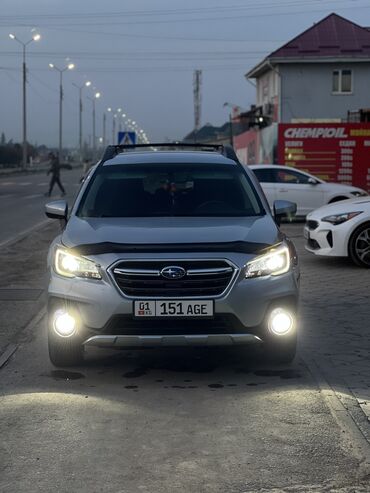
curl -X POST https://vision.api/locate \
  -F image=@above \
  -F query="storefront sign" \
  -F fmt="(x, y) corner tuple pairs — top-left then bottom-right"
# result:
(278, 124), (370, 191)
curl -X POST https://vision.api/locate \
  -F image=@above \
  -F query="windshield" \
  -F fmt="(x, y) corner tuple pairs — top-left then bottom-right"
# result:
(77, 163), (264, 218)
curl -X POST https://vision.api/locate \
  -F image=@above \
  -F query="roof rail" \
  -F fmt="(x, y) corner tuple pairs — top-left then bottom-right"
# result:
(100, 143), (240, 165)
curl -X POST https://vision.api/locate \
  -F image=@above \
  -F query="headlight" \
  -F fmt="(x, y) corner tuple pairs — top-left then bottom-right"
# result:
(321, 211), (362, 225)
(54, 248), (101, 279)
(245, 244), (290, 278)
(350, 191), (367, 197)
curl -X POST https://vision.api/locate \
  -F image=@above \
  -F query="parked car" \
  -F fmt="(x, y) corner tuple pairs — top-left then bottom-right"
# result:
(304, 197), (370, 267)
(45, 144), (299, 367)
(249, 164), (367, 217)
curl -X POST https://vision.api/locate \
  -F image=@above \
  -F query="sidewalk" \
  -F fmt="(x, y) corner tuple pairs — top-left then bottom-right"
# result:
(0, 222), (59, 354)
(282, 223), (370, 436)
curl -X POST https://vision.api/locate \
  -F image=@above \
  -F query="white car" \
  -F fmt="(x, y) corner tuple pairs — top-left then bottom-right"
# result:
(249, 164), (367, 217)
(304, 197), (370, 267)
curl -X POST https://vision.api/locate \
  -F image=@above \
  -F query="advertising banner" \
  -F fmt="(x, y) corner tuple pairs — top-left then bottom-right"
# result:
(278, 123), (370, 192)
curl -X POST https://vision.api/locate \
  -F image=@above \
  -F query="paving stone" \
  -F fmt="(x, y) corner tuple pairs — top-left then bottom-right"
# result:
(282, 223), (370, 422)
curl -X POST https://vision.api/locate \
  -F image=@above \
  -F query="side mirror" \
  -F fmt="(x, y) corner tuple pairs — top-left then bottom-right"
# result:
(45, 200), (68, 220)
(308, 177), (318, 185)
(273, 200), (297, 225)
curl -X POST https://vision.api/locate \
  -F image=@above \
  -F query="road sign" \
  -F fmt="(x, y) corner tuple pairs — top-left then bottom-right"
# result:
(118, 131), (136, 145)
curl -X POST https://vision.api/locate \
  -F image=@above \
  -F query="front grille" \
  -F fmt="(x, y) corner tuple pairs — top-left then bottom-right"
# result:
(103, 314), (244, 335)
(306, 220), (319, 230)
(111, 259), (236, 298)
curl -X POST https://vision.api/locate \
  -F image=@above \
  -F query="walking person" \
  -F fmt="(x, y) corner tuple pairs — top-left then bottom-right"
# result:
(46, 152), (66, 197)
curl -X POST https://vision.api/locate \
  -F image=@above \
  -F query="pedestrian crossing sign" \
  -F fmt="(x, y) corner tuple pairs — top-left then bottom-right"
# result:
(118, 131), (136, 145)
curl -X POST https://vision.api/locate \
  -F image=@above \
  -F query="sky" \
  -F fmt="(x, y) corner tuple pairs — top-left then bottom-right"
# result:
(1, 0), (370, 147)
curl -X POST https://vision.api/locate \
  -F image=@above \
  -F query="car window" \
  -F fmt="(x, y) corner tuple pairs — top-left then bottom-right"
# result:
(77, 163), (265, 218)
(273, 169), (311, 185)
(252, 168), (275, 183)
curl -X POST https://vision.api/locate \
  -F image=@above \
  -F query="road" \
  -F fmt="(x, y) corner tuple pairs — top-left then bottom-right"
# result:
(0, 187), (369, 491)
(0, 168), (82, 245)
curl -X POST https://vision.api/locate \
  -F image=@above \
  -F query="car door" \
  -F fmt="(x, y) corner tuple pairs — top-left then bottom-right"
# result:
(251, 168), (276, 211)
(271, 168), (324, 216)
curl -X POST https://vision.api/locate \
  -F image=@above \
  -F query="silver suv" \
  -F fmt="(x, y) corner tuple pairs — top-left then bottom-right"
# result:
(45, 144), (299, 367)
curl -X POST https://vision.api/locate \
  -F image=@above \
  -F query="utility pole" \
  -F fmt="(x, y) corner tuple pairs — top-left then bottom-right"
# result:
(22, 45), (27, 168)
(59, 72), (63, 160)
(9, 32), (41, 169)
(87, 91), (101, 161)
(49, 62), (75, 161)
(112, 114), (116, 144)
(103, 112), (106, 147)
(72, 80), (91, 163)
(223, 102), (245, 148)
(229, 113), (234, 147)
(193, 70), (202, 143)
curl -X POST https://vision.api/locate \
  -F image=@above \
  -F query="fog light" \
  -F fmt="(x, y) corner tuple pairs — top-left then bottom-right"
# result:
(54, 310), (76, 337)
(268, 308), (294, 336)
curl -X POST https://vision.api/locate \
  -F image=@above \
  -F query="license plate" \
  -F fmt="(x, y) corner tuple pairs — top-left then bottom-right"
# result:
(303, 227), (310, 240)
(134, 300), (214, 318)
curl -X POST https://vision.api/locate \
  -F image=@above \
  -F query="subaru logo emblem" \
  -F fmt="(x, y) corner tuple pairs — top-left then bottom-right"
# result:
(160, 266), (186, 280)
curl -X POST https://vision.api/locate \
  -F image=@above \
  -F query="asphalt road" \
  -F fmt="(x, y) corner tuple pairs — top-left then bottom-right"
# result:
(0, 168), (82, 245)
(0, 218), (369, 491)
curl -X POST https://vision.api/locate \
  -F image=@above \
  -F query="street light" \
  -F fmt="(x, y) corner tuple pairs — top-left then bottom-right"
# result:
(9, 31), (41, 169)
(87, 91), (101, 160)
(106, 107), (113, 144)
(49, 62), (75, 161)
(107, 108), (124, 144)
(72, 80), (91, 163)
(223, 102), (245, 148)
(107, 107), (117, 145)
(117, 108), (123, 132)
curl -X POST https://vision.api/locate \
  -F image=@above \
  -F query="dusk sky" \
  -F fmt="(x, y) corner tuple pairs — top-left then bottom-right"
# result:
(1, 0), (370, 147)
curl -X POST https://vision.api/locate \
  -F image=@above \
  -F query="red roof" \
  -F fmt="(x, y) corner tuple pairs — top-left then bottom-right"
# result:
(271, 13), (370, 59)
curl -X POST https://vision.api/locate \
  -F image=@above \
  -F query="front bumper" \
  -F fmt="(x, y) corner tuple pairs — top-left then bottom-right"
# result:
(304, 221), (348, 257)
(48, 265), (299, 348)
(84, 333), (262, 348)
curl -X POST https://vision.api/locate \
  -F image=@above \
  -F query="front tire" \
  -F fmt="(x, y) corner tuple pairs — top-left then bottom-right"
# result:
(48, 328), (84, 367)
(348, 222), (370, 268)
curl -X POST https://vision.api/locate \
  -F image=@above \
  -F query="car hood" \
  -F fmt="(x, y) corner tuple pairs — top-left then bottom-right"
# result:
(62, 215), (281, 253)
(307, 197), (370, 219)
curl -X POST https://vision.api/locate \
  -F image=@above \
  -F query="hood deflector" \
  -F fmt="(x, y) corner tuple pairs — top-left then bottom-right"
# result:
(70, 240), (279, 256)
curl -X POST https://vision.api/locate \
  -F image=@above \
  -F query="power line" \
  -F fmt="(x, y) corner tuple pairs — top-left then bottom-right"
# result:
(28, 25), (284, 43)
(0, 64), (256, 74)
(28, 72), (59, 94)
(0, 2), (368, 27)
(0, 50), (271, 57)
(0, 1), (347, 21)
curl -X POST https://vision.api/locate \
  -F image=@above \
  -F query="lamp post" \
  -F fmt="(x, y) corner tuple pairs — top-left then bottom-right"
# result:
(103, 112), (106, 147)
(117, 108), (122, 132)
(113, 114), (117, 144)
(87, 92), (101, 161)
(106, 108), (112, 144)
(223, 102), (246, 148)
(72, 80), (91, 163)
(9, 32), (41, 169)
(49, 62), (75, 161)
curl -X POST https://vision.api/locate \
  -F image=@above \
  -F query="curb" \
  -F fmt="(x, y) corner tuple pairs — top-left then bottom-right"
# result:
(301, 353), (370, 474)
(0, 307), (46, 370)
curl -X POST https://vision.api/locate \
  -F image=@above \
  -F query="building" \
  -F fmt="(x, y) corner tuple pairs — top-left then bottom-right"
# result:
(236, 13), (370, 170)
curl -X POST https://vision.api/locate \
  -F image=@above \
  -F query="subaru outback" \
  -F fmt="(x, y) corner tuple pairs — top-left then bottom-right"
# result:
(45, 144), (299, 367)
